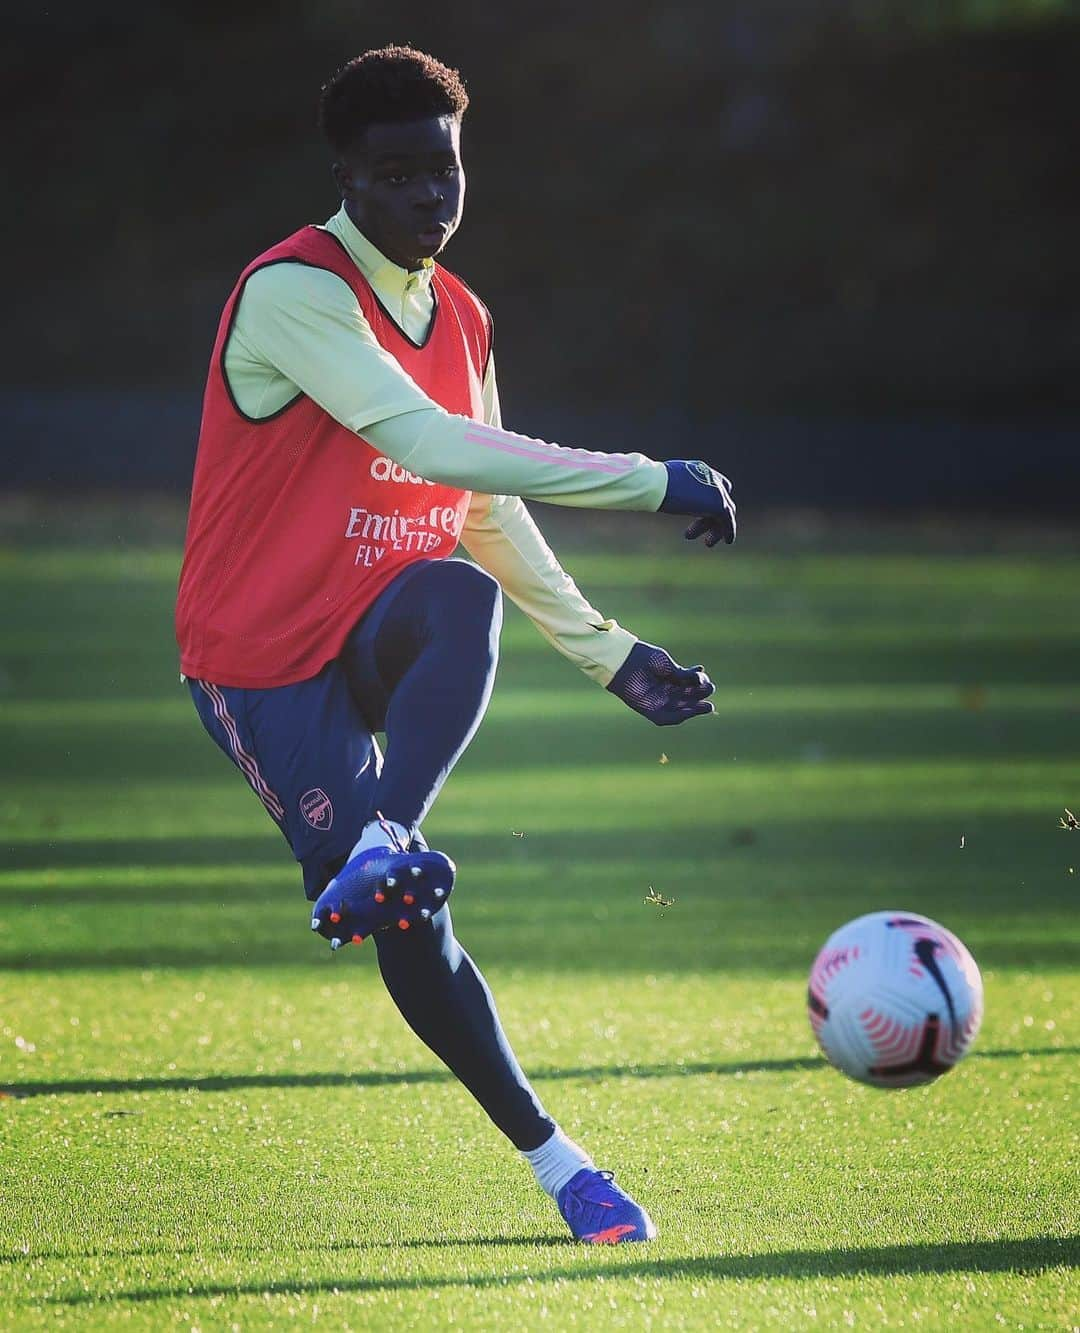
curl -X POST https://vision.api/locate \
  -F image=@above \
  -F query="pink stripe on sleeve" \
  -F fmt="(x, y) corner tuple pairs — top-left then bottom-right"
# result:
(463, 424), (636, 476)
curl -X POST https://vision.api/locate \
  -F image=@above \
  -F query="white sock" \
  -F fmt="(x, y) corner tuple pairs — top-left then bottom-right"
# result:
(349, 817), (410, 861)
(522, 1127), (595, 1197)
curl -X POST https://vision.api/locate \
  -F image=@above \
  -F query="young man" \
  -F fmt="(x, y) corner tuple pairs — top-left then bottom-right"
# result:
(176, 46), (735, 1245)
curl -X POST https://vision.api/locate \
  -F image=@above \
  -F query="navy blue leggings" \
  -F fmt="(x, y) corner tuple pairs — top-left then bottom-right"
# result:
(375, 903), (553, 1148)
(350, 561), (554, 1149)
(342, 557), (503, 835)
(192, 559), (554, 1150)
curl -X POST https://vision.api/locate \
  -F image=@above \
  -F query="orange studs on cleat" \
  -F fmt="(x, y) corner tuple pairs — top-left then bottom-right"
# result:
(402, 893), (415, 906)
(329, 911), (341, 924)
(374, 890), (386, 904)
(351, 934), (364, 945)
(397, 918), (411, 931)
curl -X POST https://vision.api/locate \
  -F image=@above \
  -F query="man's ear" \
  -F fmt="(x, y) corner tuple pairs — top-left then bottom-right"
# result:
(331, 161), (353, 198)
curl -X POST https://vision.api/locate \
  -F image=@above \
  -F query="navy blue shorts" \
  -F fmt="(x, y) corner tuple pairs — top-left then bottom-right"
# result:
(189, 561), (439, 901)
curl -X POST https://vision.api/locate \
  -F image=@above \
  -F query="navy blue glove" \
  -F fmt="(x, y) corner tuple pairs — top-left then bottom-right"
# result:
(660, 460), (737, 547)
(607, 642), (715, 726)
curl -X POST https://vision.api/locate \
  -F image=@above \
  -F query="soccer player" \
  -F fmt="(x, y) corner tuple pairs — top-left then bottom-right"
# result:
(176, 46), (736, 1245)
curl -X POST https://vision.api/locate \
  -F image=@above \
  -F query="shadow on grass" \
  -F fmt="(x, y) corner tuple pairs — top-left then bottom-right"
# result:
(1, 1056), (823, 1099)
(4, 936), (1079, 973)
(3, 1047), (1072, 1101)
(44, 1235), (1078, 1305)
(6, 806), (1080, 891)
(6, 699), (1080, 784)
(1, 837), (281, 876)
(1, 1235), (571, 1265)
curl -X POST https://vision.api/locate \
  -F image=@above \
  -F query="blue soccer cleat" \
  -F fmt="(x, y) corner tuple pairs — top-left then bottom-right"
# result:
(555, 1168), (657, 1244)
(310, 844), (455, 951)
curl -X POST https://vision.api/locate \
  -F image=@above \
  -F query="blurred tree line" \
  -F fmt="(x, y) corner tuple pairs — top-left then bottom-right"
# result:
(6, 1), (1078, 432)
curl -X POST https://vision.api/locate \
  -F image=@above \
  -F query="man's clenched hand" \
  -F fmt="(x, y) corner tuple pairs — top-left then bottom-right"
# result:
(607, 642), (715, 726)
(660, 460), (737, 547)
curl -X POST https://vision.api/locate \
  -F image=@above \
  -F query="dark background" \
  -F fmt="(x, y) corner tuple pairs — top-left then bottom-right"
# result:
(4, 0), (1078, 511)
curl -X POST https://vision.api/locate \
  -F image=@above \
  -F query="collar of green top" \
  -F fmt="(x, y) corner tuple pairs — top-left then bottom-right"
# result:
(327, 205), (435, 292)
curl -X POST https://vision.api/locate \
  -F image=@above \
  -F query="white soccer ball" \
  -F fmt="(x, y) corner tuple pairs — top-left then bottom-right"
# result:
(808, 910), (984, 1088)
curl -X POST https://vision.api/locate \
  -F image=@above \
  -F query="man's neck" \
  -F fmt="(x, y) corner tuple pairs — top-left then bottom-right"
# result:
(343, 203), (422, 272)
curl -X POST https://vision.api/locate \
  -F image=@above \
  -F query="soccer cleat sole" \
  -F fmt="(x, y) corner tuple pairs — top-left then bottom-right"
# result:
(312, 849), (456, 951)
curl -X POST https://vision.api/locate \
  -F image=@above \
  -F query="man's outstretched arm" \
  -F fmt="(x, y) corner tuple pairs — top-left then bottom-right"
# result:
(460, 490), (637, 685)
(460, 366), (717, 726)
(233, 263), (736, 535)
(461, 493), (715, 725)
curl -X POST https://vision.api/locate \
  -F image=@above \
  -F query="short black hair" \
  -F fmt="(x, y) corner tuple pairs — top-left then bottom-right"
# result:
(319, 45), (469, 155)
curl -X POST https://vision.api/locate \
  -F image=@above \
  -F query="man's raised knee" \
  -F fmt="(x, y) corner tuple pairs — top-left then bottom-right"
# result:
(431, 560), (503, 621)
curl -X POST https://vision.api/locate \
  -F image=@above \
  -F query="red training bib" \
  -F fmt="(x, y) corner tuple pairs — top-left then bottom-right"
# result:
(176, 226), (491, 687)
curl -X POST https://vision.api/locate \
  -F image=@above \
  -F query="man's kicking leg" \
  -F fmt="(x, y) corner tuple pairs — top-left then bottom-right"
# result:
(373, 893), (655, 1242)
(309, 559), (502, 942)
(312, 559), (656, 1243)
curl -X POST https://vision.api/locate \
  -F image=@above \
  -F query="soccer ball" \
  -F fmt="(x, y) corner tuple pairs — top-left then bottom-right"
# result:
(807, 910), (983, 1088)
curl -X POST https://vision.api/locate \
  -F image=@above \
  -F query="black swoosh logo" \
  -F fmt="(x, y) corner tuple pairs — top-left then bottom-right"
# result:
(915, 937), (958, 1032)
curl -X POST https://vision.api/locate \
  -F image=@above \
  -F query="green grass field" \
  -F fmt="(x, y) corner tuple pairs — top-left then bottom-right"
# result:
(1, 518), (1077, 1329)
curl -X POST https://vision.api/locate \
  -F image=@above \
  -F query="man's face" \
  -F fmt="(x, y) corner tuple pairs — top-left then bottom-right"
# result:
(334, 115), (464, 270)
